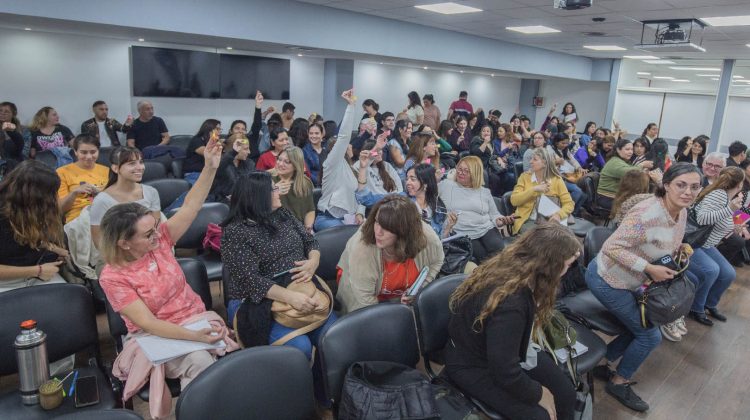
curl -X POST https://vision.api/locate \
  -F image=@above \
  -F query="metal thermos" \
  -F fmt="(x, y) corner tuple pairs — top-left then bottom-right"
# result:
(14, 320), (49, 405)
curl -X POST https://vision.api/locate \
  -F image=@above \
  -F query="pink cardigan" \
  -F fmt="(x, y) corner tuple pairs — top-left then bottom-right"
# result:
(112, 311), (239, 419)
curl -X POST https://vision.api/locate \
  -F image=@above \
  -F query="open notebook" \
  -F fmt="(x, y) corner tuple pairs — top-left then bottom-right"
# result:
(135, 319), (226, 365)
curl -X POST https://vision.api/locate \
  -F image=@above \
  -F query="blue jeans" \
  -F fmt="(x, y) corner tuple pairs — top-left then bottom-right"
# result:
(564, 179), (586, 216)
(227, 298), (338, 361)
(585, 259), (662, 380)
(687, 246), (736, 312)
(314, 213), (344, 231)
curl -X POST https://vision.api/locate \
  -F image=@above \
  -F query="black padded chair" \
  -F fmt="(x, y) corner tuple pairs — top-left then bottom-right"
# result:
(319, 304), (420, 410)
(97, 147), (114, 167)
(314, 224), (359, 295)
(103, 259), (211, 403)
(170, 158), (184, 179)
(513, 161), (524, 179)
(169, 135), (193, 152)
(0, 284), (116, 418)
(141, 160), (168, 182)
(581, 172), (610, 221)
(312, 187), (322, 210)
(33, 150), (60, 169)
(55, 409), (143, 420)
(174, 203), (230, 281)
(144, 178), (191, 211)
(583, 226), (614, 266)
(176, 346), (315, 420)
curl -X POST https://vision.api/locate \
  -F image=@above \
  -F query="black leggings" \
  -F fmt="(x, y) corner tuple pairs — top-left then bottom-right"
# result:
(450, 351), (576, 420)
(472, 228), (505, 263)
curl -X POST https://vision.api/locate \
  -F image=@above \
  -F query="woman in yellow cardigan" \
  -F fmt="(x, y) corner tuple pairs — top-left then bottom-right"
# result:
(511, 148), (574, 234)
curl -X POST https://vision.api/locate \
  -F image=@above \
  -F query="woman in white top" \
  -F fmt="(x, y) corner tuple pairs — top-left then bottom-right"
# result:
(90, 147), (161, 250)
(313, 90), (365, 231)
(404, 91), (424, 126)
(356, 138), (402, 195)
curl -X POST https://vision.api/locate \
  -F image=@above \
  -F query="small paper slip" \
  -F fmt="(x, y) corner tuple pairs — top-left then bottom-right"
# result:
(553, 341), (589, 363)
(136, 319), (226, 365)
(537, 195), (561, 218)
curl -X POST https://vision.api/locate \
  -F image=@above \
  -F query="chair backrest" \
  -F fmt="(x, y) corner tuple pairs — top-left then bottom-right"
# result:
(582, 172), (599, 197)
(319, 303), (420, 404)
(514, 161), (524, 179)
(174, 203), (230, 250)
(34, 150), (58, 169)
(502, 191), (515, 214)
(584, 226), (614, 266)
(0, 284), (97, 375)
(493, 196), (504, 214)
(104, 259), (213, 351)
(169, 135), (193, 152)
(413, 274), (466, 376)
(171, 158), (184, 179)
(144, 178), (192, 211)
(314, 224), (359, 282)
(97, 147), (114, 167)
(312, 187), (322, 209)
(141, 160), (168, 182)
(176, 346), (314, 420)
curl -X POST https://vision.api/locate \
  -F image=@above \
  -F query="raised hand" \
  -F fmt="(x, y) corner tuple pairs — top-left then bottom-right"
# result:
(203, 135), (223, 169)
(255, 90), (264, 108)
(341, 89), (355, 105)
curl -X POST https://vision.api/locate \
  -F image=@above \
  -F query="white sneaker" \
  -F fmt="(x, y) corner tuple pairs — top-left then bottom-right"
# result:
(660, 322), (682, 342)
(675, 316), (688, 335)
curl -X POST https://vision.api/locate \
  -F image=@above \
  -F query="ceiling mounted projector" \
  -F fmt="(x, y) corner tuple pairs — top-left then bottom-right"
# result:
(636, 19), (706, 53)
(553, 0), (592, 10)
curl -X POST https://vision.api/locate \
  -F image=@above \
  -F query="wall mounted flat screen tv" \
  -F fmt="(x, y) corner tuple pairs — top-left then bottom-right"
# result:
(132, 46), (220, 98)
(220, 54), (290, 100)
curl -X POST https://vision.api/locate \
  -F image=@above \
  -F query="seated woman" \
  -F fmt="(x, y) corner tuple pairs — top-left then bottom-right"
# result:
(493, 123), (522, 170)
(357, 138), (402, 195)
(29, 106), (74, 160)
(448, 116), (471, 153)
(522, 131), (547, 172)
(574, 135), (606, 171)
(274, 146), (315, 232)
(609, 170), (651, 226)
(676, 136), (706, 168)
(256, 127), (291, 172)
(57, 135), (109, 223)
(90, 147), (161, 253)
(99, 137), (237, 419)
(0, 161), (68, 293)
(546, 133), (586, 217)
(586, 163), (702, 412)
(631, 137), (651, 167)
(597, 139), (643, 213)
(387, 119), (411, 175)
(402, 128), (440, 182)
(221, 172), (334, 358)
(472, 124), (512, 197)
(208, 134), (255, 204)
(303, 122), (328, 187)
(336, 195), (444, 314)
(446, 223), (579, 420)
(183, 119), (221, 184)
(511, 148), (574, 234)
(314, 90), (365, 231)
(438, 156), (514, 263)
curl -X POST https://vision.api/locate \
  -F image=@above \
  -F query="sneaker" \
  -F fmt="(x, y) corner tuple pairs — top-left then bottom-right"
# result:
(567, 215), (576, 225)
(675, 316), (688, 335)
(606, 381), (649, 412)
(660, 322), (682, 342)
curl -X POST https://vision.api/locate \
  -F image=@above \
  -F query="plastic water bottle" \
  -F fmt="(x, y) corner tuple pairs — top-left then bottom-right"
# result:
(14, 320), (49, 405)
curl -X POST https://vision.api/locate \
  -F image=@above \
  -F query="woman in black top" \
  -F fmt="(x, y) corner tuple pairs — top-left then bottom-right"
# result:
(28, 106), (74, 158)
(183, 119), (221, 176)
(446, 223), (581, 420)
(221, 172), (335, 359)
(208, 134), (255, 203)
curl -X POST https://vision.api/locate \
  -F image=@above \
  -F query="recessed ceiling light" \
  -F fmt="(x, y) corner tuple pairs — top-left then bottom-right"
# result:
(490, 74), (495, 77)
(583, 45), (627, 51)
(459, 70), (464, 73)
(636, 71), (651, 75)
(624, 55), (659, 60)
(24, 27), (31, 31)
(379, 62), (384, 65)
(414, 2), (482, 14)
(734, 75), (744, 79)
(672, 79), (690, 82)
(701, 15), (750, 27)
(138, 38), (145, 42)
(506, 25), (560, 34)
(226, 46), (233, 50)
(423, 66), (429, 70)
(696, 74), (720, 77)
(669, 66), (721, 71)
(297, 53), (303, 57)
(643, 59), (675, 64)
(653, 76), (675, 80)
(711, 78), (720, 81)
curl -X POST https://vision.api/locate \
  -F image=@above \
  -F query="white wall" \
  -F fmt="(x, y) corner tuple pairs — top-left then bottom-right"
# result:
(719, 95), (750, 152)
(534, 79), (610, 129)
(353, 62), (522, 121)
(0, 27), (324, 135)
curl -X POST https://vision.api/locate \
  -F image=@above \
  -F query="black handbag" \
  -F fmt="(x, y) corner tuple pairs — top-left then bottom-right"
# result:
(683, 206), (713, 248)
(634, 253), (695, 328)
(339, 361), (439, 420)
(440, 236), (473, 275)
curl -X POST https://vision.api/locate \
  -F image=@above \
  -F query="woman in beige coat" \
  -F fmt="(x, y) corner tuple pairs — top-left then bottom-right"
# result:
(336, 195), (444, 314)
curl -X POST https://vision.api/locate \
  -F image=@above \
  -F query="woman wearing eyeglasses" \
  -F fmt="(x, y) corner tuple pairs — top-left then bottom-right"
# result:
(336, 195), (444, 314)
(585, 163), (702, 412)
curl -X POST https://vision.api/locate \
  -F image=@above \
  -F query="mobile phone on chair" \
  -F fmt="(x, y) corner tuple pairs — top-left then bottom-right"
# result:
(74, 375), (100, 408)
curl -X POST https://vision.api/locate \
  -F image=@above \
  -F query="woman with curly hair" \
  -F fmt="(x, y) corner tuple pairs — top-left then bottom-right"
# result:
(446, 223), (580, 420)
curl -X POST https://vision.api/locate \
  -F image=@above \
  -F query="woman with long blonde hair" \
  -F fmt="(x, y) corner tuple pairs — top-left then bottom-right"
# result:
(28, 106), (75, 159)
(446, 223), (580, 420)
(275, 146), (315, 231)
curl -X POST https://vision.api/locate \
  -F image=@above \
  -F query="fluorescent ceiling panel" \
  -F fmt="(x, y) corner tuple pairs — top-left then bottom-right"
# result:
(623, 55), (659, 59)
(583, 45), (627, 51)
(636, 71), (651, 75)
(669, 66), (721, 71)
(653, 76), (674, 80)
(671, 79), (690, 82)
(701, 16), (750, 27)
(506, 25), (560, 34)
(643, 60), (675, 64)
(415, 2), (482, 14)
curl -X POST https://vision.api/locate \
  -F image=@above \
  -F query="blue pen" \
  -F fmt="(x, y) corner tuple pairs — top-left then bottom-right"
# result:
(68, 370), (79, 398)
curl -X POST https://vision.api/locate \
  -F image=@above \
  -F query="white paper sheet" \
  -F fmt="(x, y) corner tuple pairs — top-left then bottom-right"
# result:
(537, 195), (561, 217)
(135, 319), (226, 365)
(554, 341), (589, 363)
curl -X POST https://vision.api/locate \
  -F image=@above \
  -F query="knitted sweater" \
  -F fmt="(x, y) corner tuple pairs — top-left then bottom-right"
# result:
(597, 196), (686, 290)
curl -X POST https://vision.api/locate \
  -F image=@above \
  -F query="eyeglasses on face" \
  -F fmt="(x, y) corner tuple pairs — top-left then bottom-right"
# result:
(704, 162), (723, 170)
(670, 181), (703, 194)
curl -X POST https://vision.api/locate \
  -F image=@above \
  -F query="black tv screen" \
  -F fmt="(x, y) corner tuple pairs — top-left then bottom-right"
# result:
(220, 54), (290, 100)
(132, 46), (220, 98)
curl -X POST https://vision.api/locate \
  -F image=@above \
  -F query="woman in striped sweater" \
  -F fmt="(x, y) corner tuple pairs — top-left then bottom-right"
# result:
(585, 163), (702, 412)
(683, 167), (745, 328)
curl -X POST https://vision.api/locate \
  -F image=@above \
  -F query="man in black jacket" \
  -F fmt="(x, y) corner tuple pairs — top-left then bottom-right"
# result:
(80, 100), (132, 147)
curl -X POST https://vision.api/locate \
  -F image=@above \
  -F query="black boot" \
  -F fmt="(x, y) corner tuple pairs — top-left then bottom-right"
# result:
(705, 307), (727, 322)
(689, 310), (714, 326)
